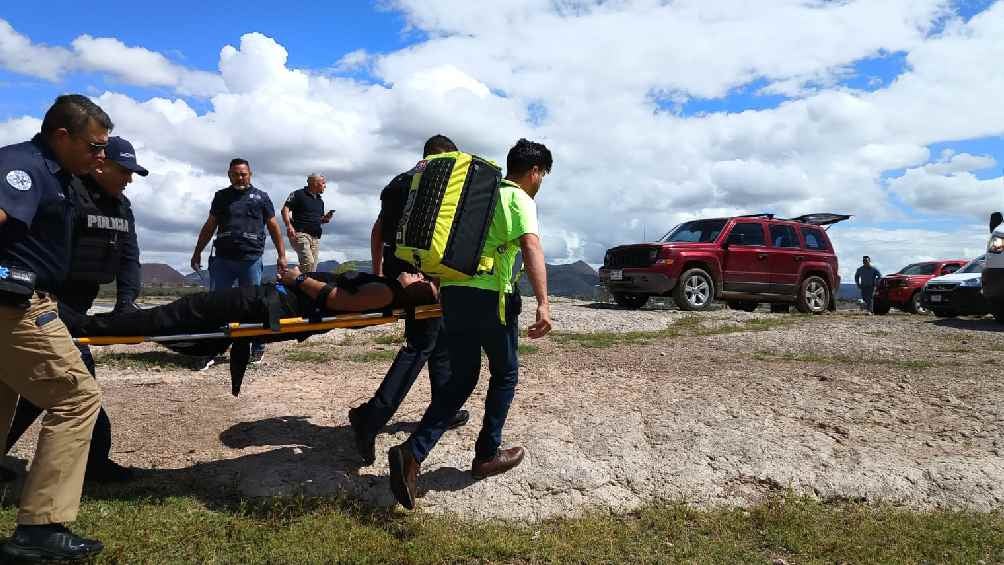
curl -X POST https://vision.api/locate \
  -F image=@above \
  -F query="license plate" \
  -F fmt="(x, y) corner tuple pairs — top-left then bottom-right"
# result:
(930, 295), (942, 302)
(609, 269), (623, 281)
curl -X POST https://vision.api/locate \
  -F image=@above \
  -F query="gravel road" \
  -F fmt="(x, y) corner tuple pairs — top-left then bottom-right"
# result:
(7, 299), (1003, 520)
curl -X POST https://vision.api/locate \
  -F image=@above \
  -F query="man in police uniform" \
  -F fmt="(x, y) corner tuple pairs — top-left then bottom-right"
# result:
(190, 158), (287, 363)
(282, 173), (334, 273)
(0, 94), (107, 561)
(3, 136), (147, 484)
(348, 135), (469, 465)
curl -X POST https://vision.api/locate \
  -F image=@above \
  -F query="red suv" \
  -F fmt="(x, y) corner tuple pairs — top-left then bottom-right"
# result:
(599, 214), (848, 313)
(873, 260), (966, 315)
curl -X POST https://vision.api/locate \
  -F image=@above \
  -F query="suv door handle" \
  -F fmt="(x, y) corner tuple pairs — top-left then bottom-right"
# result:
(757, 253), (768, 260)
(794, 255), (804, 262)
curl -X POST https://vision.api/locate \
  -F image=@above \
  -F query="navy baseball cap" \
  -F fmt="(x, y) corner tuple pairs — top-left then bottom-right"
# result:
(105, 136), (149, 176)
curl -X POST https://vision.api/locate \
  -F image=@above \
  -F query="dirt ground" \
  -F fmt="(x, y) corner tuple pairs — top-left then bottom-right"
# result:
(6, 299), (1004, 520)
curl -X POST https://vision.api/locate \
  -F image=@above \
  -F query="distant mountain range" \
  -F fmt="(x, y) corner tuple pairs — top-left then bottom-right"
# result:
(141, 263), (188, 286)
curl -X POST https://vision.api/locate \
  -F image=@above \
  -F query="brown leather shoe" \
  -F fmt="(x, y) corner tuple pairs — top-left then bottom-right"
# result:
(388, 444), (420, 509)
(471, 446), (525, 480)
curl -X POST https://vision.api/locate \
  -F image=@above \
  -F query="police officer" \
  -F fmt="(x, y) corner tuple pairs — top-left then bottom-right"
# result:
(348, 135), (469, 465)
(190, 158), (287, 364)
(2, 136), (147, 484)
(0, 94), (107, 561)
(282, 173), (334, 274)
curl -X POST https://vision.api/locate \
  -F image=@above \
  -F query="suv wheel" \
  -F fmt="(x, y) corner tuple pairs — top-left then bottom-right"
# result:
(795, 276), (830, 314)
(612, 293), (649, 310)
(673, 268), (715, 311)
(906, 292), (928, 315)
(727, 301), (758, 312)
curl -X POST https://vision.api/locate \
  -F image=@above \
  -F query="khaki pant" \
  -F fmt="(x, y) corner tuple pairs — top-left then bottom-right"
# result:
(293, 232), (321, 273)
(0, 295), (101, 525)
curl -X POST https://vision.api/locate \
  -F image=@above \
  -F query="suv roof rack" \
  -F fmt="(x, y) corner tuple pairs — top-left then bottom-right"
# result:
(737, 213), (774, 219)
(787, 213), (852, 227)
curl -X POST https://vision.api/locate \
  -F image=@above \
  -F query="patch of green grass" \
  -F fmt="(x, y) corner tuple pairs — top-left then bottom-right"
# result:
(754, 351), (938, 370)
(285, 350), (335, 363)
(348, 350), (397, 363)
(518, 344), (539, 355)
(373, 332), (405, 345)
(553, 315), (798, 349)
(0, 493), (999, 564)
(94, 351), (197, 370)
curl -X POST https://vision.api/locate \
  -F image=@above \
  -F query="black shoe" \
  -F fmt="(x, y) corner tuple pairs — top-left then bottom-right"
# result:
(0, 466), (17, 483)
(348, 406), (376, 466)
(388, 444), (419, 510)
(85, 460), (135, 483)
(1, 524), (103, 562)
(446, 409), (470, 431)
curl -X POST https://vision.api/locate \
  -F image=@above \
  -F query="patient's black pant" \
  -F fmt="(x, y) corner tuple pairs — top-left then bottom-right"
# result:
(63, 284), (303, 337)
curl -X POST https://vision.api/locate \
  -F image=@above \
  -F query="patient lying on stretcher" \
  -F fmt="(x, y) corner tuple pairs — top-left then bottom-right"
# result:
(61, 267), (438, 338)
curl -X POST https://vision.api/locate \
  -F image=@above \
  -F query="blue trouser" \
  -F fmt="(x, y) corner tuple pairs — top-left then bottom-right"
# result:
(356, 316), (452, 435)
(408, 286), (521, 463)
(210, 256), (265, 353)
(860, 286), (874, 311)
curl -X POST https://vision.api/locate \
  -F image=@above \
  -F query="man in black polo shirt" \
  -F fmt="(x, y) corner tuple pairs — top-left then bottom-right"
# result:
(282, 173), (333, 273)
(348, 135), (468, 465)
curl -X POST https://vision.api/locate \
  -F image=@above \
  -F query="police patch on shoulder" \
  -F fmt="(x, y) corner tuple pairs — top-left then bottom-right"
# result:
(409, 160), (428, 174)
(5, 170), (31, 191)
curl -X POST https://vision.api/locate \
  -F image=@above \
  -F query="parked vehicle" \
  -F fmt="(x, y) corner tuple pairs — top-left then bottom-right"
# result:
(920, 255), (988, 317)
(598, 213), (848, 313)
(873, 260), (967, 315)
(982, 212), (1004, 322)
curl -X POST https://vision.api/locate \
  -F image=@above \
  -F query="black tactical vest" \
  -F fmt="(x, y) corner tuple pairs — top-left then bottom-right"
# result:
(68, 179), (130, 284)
(214, 187), (268, 259)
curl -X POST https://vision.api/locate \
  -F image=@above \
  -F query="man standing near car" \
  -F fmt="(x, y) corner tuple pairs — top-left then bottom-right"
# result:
(388, 138), (553, 510)
(855, 255), (881, 313)
(0, 94), (107, 561)
(348, 134), (469, 466)
(282, 173), (333, 274)
(190, 158), (287, 364)
(2, 136), (146, 484)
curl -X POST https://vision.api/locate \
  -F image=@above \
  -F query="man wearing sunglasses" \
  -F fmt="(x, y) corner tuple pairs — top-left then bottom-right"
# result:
(0, 94), (109, 561)
(3, 136), (148, 486)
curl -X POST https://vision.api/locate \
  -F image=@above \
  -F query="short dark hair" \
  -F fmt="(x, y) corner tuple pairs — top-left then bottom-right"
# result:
(506, 138), (552, 178)
(422, 135), (457, 157)
(40, 94), (114, 137)
(863, 256), (871, 261)
(229, 158), (251, 170)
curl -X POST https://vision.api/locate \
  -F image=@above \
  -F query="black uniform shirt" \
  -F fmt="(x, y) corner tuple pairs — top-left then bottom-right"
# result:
(210, 185), (275, 260)
(378, 167), (419, 279)
(284, 187), (325, 238)
(0, 134), (77, 292)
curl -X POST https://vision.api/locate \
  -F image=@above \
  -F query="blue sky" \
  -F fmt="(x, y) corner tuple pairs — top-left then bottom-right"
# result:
(0, 1), (1002, 275)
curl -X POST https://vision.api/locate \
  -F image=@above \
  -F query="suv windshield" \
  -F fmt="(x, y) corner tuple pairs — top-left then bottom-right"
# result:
(898, 263), (937, 276)
(959, 256), (986, 274)
(661, 219), (727, 243)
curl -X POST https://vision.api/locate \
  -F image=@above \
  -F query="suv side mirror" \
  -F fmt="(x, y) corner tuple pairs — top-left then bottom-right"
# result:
(991, 212), (1003, 233)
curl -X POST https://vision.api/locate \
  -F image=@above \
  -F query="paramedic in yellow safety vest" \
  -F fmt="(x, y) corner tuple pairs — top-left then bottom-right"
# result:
(388, 138), (553, 509)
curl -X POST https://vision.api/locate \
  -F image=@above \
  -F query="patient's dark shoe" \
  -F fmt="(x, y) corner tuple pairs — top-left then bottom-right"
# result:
(348, 406), (376, 466)
(446, 409), (470, 430)
(1, 524), (103, 562)
(85, 459), (135, 483)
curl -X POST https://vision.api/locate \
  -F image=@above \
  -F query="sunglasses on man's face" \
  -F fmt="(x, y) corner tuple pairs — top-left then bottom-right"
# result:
(71, 133), (108, 155)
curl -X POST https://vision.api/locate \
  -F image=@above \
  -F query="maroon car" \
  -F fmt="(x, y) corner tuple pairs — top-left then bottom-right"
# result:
(599, 213), (848, 313)
(873, 260), (967, 315)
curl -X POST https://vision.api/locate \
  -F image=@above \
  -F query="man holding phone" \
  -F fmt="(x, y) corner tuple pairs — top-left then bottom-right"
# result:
(282, 173), (333, 273)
